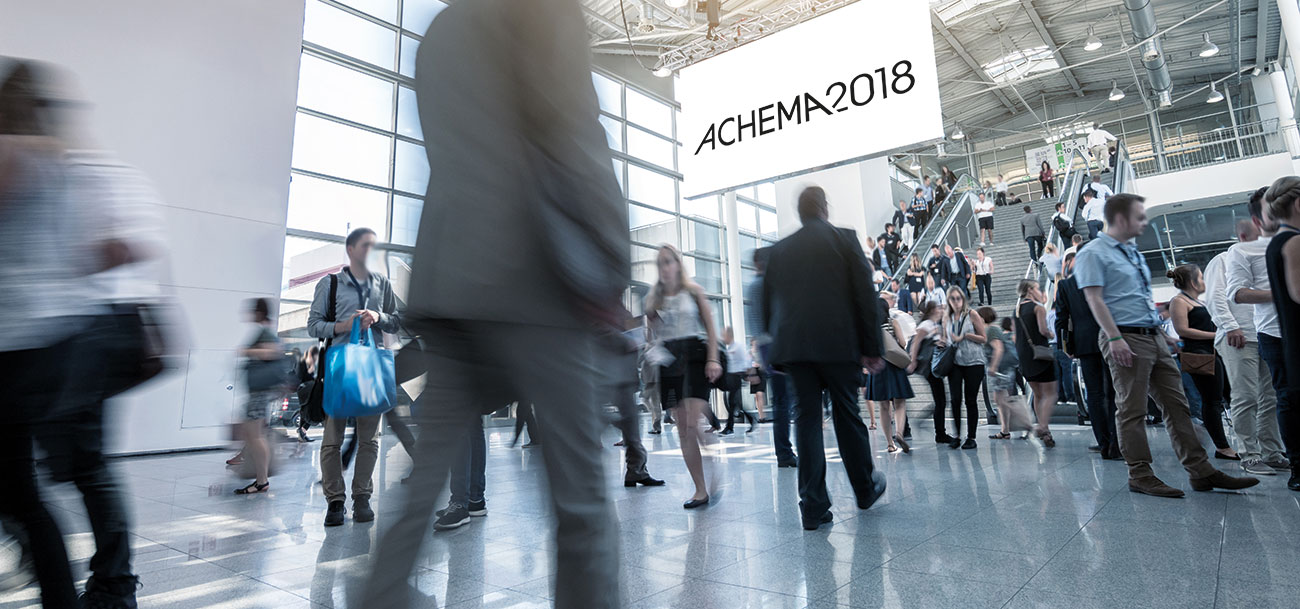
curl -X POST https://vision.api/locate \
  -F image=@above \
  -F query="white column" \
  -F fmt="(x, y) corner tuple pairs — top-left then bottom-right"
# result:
(723, 191), (747, 343)
(1269, 65), (1300, 157)
(1278, 0), (1300, 84)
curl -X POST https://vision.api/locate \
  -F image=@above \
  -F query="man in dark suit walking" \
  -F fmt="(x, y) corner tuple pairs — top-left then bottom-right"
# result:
(941, 244), (971, 294)
(1055, 252), (1120, 460)
(762, 186), (887, 531)
(359, 0), (628, 606)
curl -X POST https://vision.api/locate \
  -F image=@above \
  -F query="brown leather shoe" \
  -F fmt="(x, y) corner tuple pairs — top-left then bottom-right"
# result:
(1128, 476), (1185, 498)
(1189, 470), (1260, 492)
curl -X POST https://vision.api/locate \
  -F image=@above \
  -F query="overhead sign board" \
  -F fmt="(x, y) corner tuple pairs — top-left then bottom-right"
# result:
(677, 0), (943, 199)
(1025, 137), (1088, 174)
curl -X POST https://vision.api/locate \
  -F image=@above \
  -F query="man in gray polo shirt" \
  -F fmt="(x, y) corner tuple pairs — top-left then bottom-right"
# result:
(307, 227), (402, 527)
(1074, 193), (1257, 498)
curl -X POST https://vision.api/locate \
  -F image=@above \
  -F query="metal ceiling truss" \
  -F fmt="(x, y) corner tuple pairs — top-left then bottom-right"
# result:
(654, 0), (858, 72)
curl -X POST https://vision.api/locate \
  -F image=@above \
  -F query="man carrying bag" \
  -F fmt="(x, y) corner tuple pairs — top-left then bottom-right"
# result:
(306, 228), (401, 528)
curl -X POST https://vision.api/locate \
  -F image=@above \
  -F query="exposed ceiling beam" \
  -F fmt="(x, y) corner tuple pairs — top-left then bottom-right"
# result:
(583, 5), (627, 37)
(641, 0), (693, 28)
(1019, 0), (1084, 97)
(1256, 0), (1271, 69)
(930, 10), (1021, 115)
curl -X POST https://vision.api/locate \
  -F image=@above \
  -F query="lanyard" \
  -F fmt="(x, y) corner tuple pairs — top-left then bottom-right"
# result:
(343, 268), (371, 310)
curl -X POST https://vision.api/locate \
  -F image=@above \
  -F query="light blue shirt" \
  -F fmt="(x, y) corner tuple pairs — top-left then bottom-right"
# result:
(1072, 233), (1161, 328)
(922, 184), (935, 203)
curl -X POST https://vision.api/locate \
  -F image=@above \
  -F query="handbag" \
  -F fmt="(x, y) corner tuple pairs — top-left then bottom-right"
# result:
(245, 350), (295, 393)
(1015, 304), (1055, 361)
(323, 317), (397, 419)
(1180, 351), (1216, 376)
(103, 302), (175, 398)
(930, 313), (967, 378)
(883, 331), (912, 369)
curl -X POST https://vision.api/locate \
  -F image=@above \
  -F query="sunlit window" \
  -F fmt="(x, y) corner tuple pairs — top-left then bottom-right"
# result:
(983, 46), (1059, 83)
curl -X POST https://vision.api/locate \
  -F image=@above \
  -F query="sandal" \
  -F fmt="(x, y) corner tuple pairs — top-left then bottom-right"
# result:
(989, 432), (1011, 440)
(887, 445), (899, 453)
(869, 425), (878, 430)
(235, 481), (269, 495)
(1036, 430), (1056, 448)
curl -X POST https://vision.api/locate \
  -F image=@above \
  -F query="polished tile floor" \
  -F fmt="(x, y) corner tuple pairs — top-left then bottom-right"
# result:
(2, 415), (1297, 609)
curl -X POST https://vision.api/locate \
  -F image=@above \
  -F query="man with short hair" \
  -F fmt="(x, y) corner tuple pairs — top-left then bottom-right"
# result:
(1074, 193), (1258, 497)
(1087, 174), (1114, 205)
(747, 247), (796, 467)
(1051, 201), (1075, 241)
(1081, 190), (1104, 240)
(763, 186), (886, 531)
(1208, 216), (1283, 476)
(1087, 124), (1118, 171)
(974, 192), (995, 245)
(1021, 205), (1046, 261)
(894, 200), (915, 251)
(926, 244), (945, 286)
(308, 227), (403, 527)
(911, 187), (930, 233)
(942, 243), (970, 295)
(881, 223), (902, 271)
(1065, 233), (1085, 257)
(1227, 188), (1297, 484)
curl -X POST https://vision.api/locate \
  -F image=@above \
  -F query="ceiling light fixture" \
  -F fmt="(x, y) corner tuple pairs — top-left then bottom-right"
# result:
(1158, 90), (1173, 107)
(1084, 26), (1103, 51)
(1198, 32), (1220, 58)
(909, 155), (921, 171)
(1252, 66), (1263, 76)
(665, 0), (689, 8)
(653, 66), (673, 78)
(951, 125), (964, 140)
(1108, 80), (1126, 101)
(1142, 39), (1160, 61)
(1207, 82), (1224, 103)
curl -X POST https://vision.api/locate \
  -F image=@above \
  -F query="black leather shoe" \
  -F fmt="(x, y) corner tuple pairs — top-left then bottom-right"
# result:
(948, 438), (962, 450)
(1088, 445), (1102, 453)
(935, 433), (954, 444)
(353, 497), (375, 523)
(324, 500), (345, 527)
(683, 496), (710, 509)
(624, 476), (665, 487)
(857, 470), (887, 511)
(802, 511), (833, 531)
(1289, 469), (1300, 492)
(778, 459), (799, 468)
(962, 438), (977, 450)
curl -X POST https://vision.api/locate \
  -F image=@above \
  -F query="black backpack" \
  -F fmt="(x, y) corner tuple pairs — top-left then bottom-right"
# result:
(1052, 214), (1073, 237)
(299, 274), (337, 425)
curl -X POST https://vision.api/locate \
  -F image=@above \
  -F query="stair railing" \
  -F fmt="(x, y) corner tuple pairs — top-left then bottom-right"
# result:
(1020, 147), (1093, 308)
(888, 174), (983, 289)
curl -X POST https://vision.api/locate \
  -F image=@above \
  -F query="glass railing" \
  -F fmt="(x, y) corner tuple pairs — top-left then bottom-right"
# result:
(888, 174), (982, 288)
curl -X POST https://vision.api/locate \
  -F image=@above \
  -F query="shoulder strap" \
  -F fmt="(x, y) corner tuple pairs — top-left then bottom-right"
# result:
(326, 274), (338, 322)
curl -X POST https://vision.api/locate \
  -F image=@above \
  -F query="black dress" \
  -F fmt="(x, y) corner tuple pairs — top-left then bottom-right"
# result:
(1268, 231), (1300, 407)
(1015, 301), (1055, 383)
(1175, 293), (1231, 450)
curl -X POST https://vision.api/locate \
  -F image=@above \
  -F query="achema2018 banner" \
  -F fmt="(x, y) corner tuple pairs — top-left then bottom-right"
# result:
(678, 0), (944, 199)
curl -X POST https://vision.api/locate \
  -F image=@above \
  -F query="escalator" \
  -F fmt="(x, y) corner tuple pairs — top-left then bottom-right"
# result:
(887, 174), (984, 289)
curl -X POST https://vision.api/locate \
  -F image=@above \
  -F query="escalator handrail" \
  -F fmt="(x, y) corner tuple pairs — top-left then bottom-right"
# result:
(888, 174), (983, 287)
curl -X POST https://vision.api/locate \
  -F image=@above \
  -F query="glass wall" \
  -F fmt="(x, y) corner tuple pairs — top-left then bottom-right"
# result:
(1137, 202), (1249, 281)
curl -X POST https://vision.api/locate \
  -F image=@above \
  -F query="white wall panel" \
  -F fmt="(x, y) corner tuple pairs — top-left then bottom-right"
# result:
(0, 0), (305, 454)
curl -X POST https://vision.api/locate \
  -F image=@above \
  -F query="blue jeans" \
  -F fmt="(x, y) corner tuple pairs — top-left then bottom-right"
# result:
(1054, 346), (1076, 403)
(1087, 220), (1104, 240)
(767, 371), (796, 463)
(1259, 333), (1300, 463)
(450, 416), (486, 505)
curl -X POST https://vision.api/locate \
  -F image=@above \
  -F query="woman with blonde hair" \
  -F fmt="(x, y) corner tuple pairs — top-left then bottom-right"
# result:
(942, 286), (987, 449)
(645, 244), (723, 509)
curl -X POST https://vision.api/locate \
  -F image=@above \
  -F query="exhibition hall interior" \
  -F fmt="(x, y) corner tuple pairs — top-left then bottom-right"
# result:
(4, 0), (1300, 607)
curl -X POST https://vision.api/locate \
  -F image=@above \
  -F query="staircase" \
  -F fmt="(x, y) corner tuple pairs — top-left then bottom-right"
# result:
(978, 196), (1063, 317)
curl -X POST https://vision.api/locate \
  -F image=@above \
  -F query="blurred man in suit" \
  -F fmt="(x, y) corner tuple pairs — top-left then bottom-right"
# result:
(358, 0), (628, 606)
(1055, 252), (1120, 459)
(762, 186), (887, 531)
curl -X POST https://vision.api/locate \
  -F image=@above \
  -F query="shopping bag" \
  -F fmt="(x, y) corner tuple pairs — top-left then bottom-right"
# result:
(323, 318), (397, 419)
(1001, 394), (1033, 432)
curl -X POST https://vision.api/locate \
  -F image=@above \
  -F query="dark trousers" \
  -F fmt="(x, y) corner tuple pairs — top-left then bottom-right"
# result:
(513, 402), (540, 445)
(1186, 356), (1231, 450)
(787, 363), (877, 520)
(1078, 353), (1118, 451)
(926, 372), (949, 438)
(1259, 333), (1300, 463)
(975, 275), (992, 305)
(613, 381), (649, 481)
(723, 374), (755, 431)
(0, 344), (79, 608)
(1026, 236), (1046, 261)
(1055, 347), (1076, 404)
(768, 372), (796, 462)
(914, 208), (930, 234)
(996, 192), (1007, 206)
(1041, 179), (1055, 198)
(948, 364), (985, 439)
(386, 411), (417, 455)
(1088, 220), (1104, 240)
(449, 415), (486, 506)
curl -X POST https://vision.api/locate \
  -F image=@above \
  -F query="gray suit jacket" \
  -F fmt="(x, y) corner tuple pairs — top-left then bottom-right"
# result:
(405, 0), (629, 328)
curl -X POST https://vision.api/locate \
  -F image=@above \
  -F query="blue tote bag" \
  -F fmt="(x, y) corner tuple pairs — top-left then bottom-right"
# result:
(323, 318), (397, 418)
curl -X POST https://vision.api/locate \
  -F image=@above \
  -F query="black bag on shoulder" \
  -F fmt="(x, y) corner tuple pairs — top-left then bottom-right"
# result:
(301, 274), (337, 425)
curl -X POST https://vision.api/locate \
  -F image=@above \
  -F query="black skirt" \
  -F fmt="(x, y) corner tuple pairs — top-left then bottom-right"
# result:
(659, 337), (710, 408)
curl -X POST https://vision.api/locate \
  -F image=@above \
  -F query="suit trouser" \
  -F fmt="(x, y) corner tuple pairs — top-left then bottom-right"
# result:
(321, 413), (381, 503)
(613, 381), (649, 481)
(1088, 220), (1104, 240)
(1077, 353), (1118, 450)
(1099, 332), (1215, 480)
(787, 363), (877, 520)
(975, 274), (992, 305)
(768, 372), (796, 462)
(449, 416), (486, 505)
(1217, 337), (1284, 461)
(723, 374), (755, 431)
(1258, 333), (1300, 464)
(361, 320), (617, 609)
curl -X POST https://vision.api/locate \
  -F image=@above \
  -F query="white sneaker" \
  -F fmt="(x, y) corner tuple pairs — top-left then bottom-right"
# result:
(1264, 457), (1292, 471)
(1243, 458), (1277, 476)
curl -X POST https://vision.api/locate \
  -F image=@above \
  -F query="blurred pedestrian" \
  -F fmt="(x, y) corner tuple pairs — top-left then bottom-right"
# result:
(235, 298), (282, 495)
(359, 0), (629, 604)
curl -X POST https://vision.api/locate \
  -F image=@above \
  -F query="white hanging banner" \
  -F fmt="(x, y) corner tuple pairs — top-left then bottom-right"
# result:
(677, 0), (944, 199)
